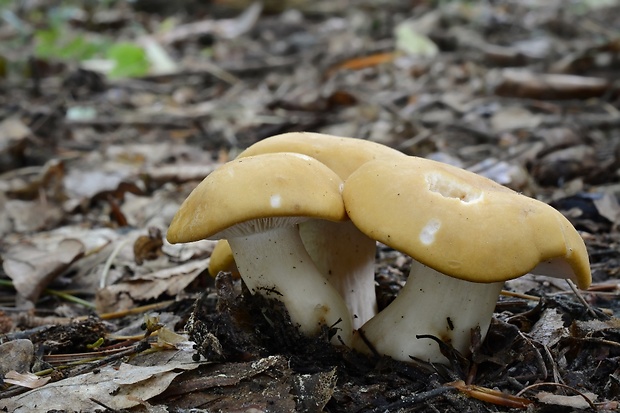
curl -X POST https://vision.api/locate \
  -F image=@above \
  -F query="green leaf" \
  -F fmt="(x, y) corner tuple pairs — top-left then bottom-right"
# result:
(34, 27), (107, 61)
(106, 42), (149, 78)
(34, 28), (60, 58)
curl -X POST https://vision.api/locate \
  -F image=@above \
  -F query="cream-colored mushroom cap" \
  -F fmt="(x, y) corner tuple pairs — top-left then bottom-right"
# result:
(236, 132), (406, 179)
(343, 157), (591, 289)
(167, 152), (347, 244)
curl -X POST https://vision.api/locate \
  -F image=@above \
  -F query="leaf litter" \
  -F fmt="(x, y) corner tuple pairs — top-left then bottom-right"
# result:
(1, 0), (620, 411)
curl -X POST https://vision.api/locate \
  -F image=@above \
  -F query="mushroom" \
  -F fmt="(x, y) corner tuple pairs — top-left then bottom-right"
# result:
(208, 239), (240, 279)
(342, 157), (591, 363)
(167, 152), (353, 345)
(236, 131), (407, 327)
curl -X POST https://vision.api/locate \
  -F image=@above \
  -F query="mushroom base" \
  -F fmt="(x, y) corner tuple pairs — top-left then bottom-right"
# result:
(352, 260), (504, 363)
(228, 225), (353, 346)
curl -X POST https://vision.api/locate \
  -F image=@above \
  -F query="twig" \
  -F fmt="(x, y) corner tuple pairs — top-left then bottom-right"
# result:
(499, 290), (541, 301)
(516, 330), (548, 380)
(364, 385), (456, 413)
(565, 279), (598, 318)
(515, 382), (597, 410)
(449, 380), (532, 409)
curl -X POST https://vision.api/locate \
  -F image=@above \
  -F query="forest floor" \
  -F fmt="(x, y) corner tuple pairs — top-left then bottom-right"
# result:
(1, 0), (620, 412)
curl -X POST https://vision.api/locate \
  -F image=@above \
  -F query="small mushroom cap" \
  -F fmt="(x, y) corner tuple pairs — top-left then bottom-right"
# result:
(208, 239), (240, 278)
(237, 132), (406, 179)
(167, 152), (347, 243)
(343, 157), (591, 289)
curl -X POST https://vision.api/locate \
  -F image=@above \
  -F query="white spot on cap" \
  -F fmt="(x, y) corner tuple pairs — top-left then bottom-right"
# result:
(270, 194), (282, 208)
(420, 218), (441, 245)
(426, 172), (482, 203)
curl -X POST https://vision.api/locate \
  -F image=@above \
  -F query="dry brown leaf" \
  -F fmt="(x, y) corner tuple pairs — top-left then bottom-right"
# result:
(3, 199), (63, 234)
(571, 317), (620, 337)
(4, 371), (51, 389)
(0, 339), (34, 376)
(63, 168), (135, 199)
(95, 258), (208, 313)
(161, 355), (297, 412)
(0, 117), (30, 173)
(2, 238), (85, 305)
(293, 368), (338, 412)
(537, 128), (582, 150)
(490, 106), (541, 132)
(592, 192), (620, 224)
(529, 308), (568, 347)
(0, 350), (200, 413)
(156, 327), (193, 349)
(133, 227), (164, 265)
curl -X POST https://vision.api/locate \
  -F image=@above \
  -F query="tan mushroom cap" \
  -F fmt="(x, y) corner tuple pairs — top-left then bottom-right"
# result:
(342, 157), (591, 289)
(237, 132), (406, 179)
(167, 152), (347, 244)
(208, 239), (239, 278)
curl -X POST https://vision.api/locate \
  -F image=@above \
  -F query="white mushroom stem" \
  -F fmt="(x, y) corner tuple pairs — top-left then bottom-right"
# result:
(353, 260), (504, 363)
(299, 220), (377, 328)
(227, 224), (353, 346)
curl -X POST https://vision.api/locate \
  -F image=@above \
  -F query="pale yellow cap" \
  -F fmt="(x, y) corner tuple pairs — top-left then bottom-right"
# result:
(237, 132), (406, 179)
(342, 157), (591, 289)
(208, 239), (239, 278)
(167, 152), (347, 244)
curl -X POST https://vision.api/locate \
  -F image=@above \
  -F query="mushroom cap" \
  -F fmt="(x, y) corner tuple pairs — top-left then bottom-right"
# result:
(208, 239), (239, 278)
(237, 132), (406, 179)
(342, 157), (591, 289)
(167, 152), (347, 243)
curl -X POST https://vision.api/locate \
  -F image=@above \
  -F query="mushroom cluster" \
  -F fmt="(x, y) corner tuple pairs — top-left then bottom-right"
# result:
(167, 132), (591, 363)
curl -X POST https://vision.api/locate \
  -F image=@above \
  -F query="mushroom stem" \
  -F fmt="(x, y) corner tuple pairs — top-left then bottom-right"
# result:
(353, 260), (504, 363)
(299, 220), (378, 328)
(228, 225), (353, 346)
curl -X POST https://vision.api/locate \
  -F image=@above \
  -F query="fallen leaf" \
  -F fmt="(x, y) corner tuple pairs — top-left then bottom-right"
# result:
(0, 350), (200, 412)
(95, 258), (208, 313)
(591, 191), (620, 223)
(0, 117), (30, 173)
(63, 168), (134, 199)
(571, 317), (620, 337)
(0, 339), (34, 376)
(293, 367), (338, 412)
(140, 36), (178, 75)
(3, 198), (63, 233)
(490, 106), (541, 132)
(468, 158), (529, 190)
(529, 308), (568, 347)
(4, 371), (51, 389)
(395, 21), (439, 57)
(2, 238), (85, 304)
